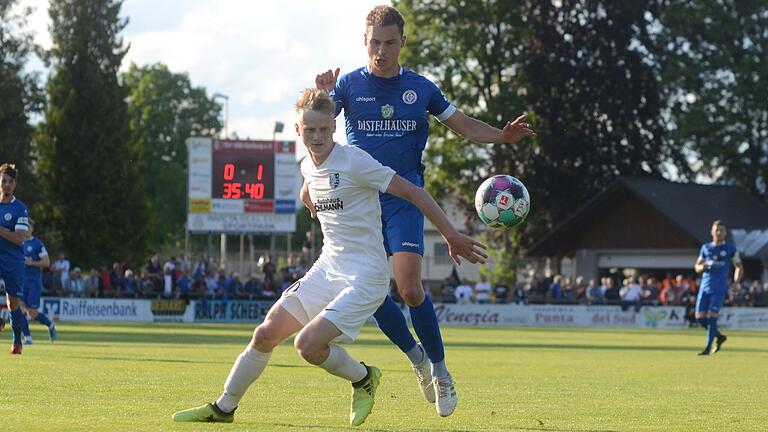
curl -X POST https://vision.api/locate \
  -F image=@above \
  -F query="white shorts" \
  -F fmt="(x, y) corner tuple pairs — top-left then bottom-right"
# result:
(275, 264), (388, 343)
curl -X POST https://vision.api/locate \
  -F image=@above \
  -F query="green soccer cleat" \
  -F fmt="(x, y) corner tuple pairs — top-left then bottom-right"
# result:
(350, 364), (381, 427)
(172, 403), (234, 423)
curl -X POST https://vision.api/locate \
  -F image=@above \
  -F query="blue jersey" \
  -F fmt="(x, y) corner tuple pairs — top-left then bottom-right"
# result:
(698, 242), (739, 295)
(332, 66), (456, 183)
(23, 236), (47, 287)
(0, 197), (29, 263)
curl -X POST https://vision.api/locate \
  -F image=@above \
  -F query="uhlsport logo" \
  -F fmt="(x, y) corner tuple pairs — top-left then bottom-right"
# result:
(381, 104), (394, 119)
(329, 172), (340, 189)
(42, 299), (61, 320)
(402, 89), (417, 104)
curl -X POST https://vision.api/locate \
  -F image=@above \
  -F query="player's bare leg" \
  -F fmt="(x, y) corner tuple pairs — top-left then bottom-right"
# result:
(173, 304), (302, 422)
(296, 316), (381, 426)
(393, 252), (457, 416)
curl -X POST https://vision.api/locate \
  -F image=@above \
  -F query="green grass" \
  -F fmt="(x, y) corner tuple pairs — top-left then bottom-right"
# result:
(3, 322), (767, 431)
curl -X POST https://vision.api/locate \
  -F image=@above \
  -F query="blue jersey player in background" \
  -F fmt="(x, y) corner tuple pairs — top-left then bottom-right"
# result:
(311, 5), (535, 416)
(694, 220), (743, 356)
(21, 218), (57, 345)
(0, 164), (31, 355)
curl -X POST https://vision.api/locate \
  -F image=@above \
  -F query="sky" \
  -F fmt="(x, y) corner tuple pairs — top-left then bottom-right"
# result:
(16, 0), (389, 148)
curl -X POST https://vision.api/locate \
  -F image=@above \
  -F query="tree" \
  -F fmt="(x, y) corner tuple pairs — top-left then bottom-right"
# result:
(36, 0), (149, 267)
(661, 0), (768, 199)
(394, 0), (689, 240)
(122, 63), (221, 248)
(0, 1), (43, 200)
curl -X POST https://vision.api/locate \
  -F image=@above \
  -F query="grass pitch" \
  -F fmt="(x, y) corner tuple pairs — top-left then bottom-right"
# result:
(3, 322), (767, 431)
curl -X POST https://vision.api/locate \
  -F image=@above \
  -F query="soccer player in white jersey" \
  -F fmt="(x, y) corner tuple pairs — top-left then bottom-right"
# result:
(311, 5), (535, 416)
(172, 89), (487, 427)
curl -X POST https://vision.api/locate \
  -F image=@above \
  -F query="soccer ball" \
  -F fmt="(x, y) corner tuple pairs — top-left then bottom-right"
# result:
(474, 175), (530, 229)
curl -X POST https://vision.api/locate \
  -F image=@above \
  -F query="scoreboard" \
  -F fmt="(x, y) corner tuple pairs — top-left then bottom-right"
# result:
(186, 137), (298, 233)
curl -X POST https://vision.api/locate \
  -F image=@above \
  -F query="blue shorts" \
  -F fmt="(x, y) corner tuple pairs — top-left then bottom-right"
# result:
(696, 290), (726, 314)
(0, 262), (25, 298)
(23, 278), (42, 309)
(381, 198), (425, 256)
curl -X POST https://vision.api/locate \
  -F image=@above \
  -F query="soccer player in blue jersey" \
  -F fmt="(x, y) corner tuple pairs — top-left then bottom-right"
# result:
(694, 220), (743, 356)
(0, 163), (31, 355)
(311, 5), (535, 416)
(20, 218), (57, 344)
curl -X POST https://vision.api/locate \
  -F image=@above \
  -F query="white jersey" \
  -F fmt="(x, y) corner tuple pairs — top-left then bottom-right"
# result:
(300, 143), (395, 283)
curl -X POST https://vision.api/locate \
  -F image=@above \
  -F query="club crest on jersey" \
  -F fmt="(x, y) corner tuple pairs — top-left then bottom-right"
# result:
(329, 172), (340, 189)
(381, 104), (394, 119)
(3, 213), (11, 221)
(402, 89), (417, 104)
(26, 246), (32, 252)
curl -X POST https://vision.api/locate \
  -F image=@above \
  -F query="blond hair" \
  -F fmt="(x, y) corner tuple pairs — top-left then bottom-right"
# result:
(295, 88), (335, 115)
(366, 5), (405, 35)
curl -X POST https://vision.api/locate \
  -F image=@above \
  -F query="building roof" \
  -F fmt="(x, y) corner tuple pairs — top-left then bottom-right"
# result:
(529, 176), (768, 258)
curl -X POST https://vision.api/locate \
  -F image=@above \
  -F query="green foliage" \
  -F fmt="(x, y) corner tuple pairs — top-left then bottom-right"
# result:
(661, 1), (768, 199)
(122, 63), (222, 248)
(0, 1), (43, 202)
(394, 1), (691, 254)
(35, 0), (149, 267)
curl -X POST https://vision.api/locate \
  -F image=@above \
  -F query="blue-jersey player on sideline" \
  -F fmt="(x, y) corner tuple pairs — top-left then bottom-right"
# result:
(20, 218), (57, 345)
(694, 220), (743, 356)
(0, 164), (30, 355)
(311, 5), (535, 417)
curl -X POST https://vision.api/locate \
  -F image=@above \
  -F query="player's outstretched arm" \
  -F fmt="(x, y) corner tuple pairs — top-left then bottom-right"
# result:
(300, 181), (316, 219)
(315, 68), (340, 93)
(386, 175), (487, 265)
(441, 111), (536, 144)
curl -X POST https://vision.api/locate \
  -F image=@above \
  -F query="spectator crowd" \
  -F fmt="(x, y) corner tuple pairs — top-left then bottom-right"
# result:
(41, 252), (311, 302)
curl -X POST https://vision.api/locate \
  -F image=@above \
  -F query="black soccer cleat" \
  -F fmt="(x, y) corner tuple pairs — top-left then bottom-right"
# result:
(712, 334), (727, 353)
(697, 348), (710, 356)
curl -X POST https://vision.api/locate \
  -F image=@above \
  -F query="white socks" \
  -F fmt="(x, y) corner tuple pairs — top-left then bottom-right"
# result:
(216, 345), (271, 413)
(318, 344), (367, 383)
(405, 343), (426, 365)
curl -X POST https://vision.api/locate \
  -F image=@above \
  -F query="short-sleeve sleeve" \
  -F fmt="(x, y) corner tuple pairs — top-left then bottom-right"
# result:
(426, 79), (456, 122)
(348, 147), (395, 193)
(15, 207), (29, 232)
(698, 245), (706, 260)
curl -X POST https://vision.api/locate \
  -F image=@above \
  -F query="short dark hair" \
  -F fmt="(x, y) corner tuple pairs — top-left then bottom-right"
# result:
(713, 220), (726, 228)
(366, 5), (405, 35)
(0, 163), (17, 179)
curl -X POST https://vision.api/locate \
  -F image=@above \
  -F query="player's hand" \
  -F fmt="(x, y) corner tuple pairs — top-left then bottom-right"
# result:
(24, 257), (32, 266)
(300, 183), (316, 219)
(315, 68), (340, 93)
(501, 113), (536, 143)
(446, 232), (488, 265)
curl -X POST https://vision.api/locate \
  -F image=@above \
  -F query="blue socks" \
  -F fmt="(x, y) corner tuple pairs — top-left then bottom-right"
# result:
(373, 296), (417, 354)
(374, 295), (448, 374)
(37, 313), (53, 327)
(21, 313), (31, 337)
(706, 317), (719, 350)
(697, 317), (709, 330)
(409, 296), (445, 364)
(10, 308), (24, 345)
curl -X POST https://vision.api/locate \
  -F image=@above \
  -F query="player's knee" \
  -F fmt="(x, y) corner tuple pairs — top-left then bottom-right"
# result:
(251, 325), (281, 351)
(28, 309), (38, 319)
(293, 333), (323, 365)
(398, 285), (425, 307)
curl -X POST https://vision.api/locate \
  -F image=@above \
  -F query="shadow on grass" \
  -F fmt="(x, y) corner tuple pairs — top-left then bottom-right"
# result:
(49, 327), (768, 354)
(268, 422), (618, 432)
(66, 354), (310, 368)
